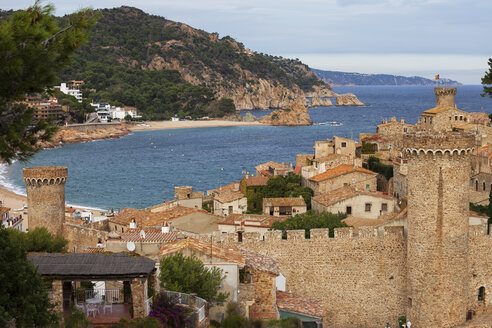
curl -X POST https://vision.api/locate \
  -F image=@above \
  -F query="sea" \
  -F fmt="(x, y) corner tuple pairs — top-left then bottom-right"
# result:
(1, 85), (491, 210)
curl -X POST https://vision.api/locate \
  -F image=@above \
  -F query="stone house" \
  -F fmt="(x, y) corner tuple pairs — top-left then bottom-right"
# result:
(376, 117), (416, 137)
(314, 136), (356, 159)
(471, 145), (492, 176)
(263, 196), (307, 217)
(239, 176), (270, 213)
(105, 228), (178, 260)
(301, 154), (352, 181)
(255, 161), (293, 177)
(306, 164), (377, 196)
(418, 106), (469, 131)
(471, 172), (492, 193)
(213, 184), (247, 216)
(311, 186), (395, 219)
(173, 186), (204, 209)
(218, 214), (286, 238)
(109, 206), (221, 235)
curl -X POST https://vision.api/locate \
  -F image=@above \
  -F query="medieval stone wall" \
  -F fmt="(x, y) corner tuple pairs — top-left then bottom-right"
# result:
(217, 226), (407, 327)
(63, 222), (108, 252)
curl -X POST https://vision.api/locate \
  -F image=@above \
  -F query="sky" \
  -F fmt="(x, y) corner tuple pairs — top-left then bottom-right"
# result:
(1, 0), (491, 84)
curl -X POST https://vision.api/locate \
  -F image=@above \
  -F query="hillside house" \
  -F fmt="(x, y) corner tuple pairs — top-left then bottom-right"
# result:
(240, 176), (270, 213)
(0, 206), (24, 231)
(255, 161), (293, 177)
(109, 206), (220, 235)
(314, 136), (356, 159)
(213, 187), (247, 216)
(218, 213), (285, 237)
(263, 196), (307, 217)
(306, 164), (377, 196)
(312, 186), (395, 219)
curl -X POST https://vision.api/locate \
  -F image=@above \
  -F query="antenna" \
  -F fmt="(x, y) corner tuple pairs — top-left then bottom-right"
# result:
(126, 241), (136, 252)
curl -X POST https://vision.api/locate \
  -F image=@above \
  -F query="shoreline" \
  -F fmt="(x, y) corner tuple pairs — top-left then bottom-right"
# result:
(128, 120), (263, 131)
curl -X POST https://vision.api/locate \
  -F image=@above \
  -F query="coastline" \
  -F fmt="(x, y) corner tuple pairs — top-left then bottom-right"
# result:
(128, 120), (263, 131)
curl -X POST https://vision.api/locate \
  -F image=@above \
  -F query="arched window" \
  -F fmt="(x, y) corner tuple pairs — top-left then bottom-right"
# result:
(476, 180), (479, 191)
(478, 286), (485, 301)
(483, 181), (486, 191)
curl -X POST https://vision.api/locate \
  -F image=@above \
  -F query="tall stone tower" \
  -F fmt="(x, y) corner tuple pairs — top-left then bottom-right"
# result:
(434, 87), (456, 108)
(403, 132), (474, 327)
(23, 166), (67, 236)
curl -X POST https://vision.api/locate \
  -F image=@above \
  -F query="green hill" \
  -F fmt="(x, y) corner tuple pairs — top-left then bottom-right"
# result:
(52, 6), (330, 118)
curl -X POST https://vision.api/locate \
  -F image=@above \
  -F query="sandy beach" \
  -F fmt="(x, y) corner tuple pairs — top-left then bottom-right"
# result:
(0, 184), (27, 212)
(128, 119), (263, 131)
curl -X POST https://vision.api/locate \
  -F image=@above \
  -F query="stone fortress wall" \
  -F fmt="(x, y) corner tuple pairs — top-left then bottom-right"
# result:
(216, 226), (408, 327)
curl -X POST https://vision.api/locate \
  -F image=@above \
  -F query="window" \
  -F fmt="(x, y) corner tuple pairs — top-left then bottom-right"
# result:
(237, 231), (243, 242)
(460, 116), (463, 120)
(344, 183), (349, 187)
(455, 116), (458, 121)
(121, 227), (124, 233)
(346, 206), (352, 215)
(404, 128), (407, 132)
(381, 203), (388, 212)
(449, 117), (452, 120)
(366, 184), (370, 190)
(341, 142), (347, 148)
(478, 286), (485, 301)
(365, 203), (372, 212)
(484, 182), (486, 191)
(430, 117), (433, 124)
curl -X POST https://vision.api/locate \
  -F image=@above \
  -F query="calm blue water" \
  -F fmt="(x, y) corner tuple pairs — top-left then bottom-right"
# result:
(2, 85), (491, 210)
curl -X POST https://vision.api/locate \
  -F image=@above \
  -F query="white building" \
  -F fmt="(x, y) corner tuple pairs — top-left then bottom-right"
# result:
(58, 81), (83, 103)
(213, 186), (247, 216)
(0, 206), (23, 231)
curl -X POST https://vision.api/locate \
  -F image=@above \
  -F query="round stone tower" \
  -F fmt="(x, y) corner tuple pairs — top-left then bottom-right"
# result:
(403, 132), (474, 328)
(434, 87), (456, 108)
(23, 166), (68, 236)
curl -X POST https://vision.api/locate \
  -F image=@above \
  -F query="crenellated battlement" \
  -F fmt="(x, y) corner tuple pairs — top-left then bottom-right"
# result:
(403, 132), (475, 157)
(214, 226), (405, 245)
(23, 166), (68, 184)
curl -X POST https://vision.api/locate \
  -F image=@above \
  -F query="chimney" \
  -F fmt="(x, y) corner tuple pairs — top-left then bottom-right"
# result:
(233, 181), (239, 191)
(129, 218), (137, 229)
(162, 222), (170, 233)
(434, 87), (456, 108)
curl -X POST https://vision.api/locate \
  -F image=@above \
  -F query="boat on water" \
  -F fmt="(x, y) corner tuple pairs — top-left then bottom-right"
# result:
(316, 121), (343, 126)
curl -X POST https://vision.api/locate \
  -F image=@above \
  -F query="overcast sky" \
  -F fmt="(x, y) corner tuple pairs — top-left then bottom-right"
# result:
(2, 0), (490, 84)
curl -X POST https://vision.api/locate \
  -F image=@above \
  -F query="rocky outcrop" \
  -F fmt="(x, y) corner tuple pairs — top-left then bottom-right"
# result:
(335, 93), (365, 106)
(259, 103), (312, 126)
(38, 125), (130, 149)
(242, 112), (257, 122)
(309, 97), (333, 107)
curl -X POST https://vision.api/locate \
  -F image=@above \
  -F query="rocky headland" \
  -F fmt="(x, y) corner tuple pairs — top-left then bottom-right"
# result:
(38, 125), (130, 149)
(335, 93), (365, 106)
(259, 103), (312, 126)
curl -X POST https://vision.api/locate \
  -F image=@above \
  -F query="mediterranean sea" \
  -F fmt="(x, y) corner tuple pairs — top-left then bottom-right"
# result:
(2, 85), (491, 210)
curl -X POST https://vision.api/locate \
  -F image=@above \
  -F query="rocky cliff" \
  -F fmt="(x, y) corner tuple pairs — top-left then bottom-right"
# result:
(38, 125), (130, 149)
(259, 103), (312, 126)
(335, 93), (365, 106)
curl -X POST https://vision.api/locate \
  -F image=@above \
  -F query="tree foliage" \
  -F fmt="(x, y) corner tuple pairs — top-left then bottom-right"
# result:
(270, 210), (349, 238)
(149, 292), (193, 328)
(0, 3), (97, 163)
(263, 173), (314, 209)
(159, 253), (229, 305)
(8, 227), (68, 253)
(482, 58), (492, 98)
(0, 227), (58, 327)
(364, 156), (393, 180)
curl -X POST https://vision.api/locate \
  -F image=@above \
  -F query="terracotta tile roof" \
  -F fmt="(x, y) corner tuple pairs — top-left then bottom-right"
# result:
(219, 214), (286, 228)
(215, 189), (245, 203)
(263, 196), (306, 207)
(342, 216), (385, 233)
(243, 176), (269, 187)
(309, 164), (377, 182)
(255, 161), (288, 172)
(0, 207), (11, 216)
(239, 249), (279, 275)
(312, 186), (394, 207)
(118, 228), (178, 243)
(276, 290), (324, 318)
(293, 166), (302, 175)
(422, 106), (451, 115)
(210, 182), (236, 193)
(110, 206), (214, 227)
(160, 238), (245, 265)
(65, 207), (76, 214)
